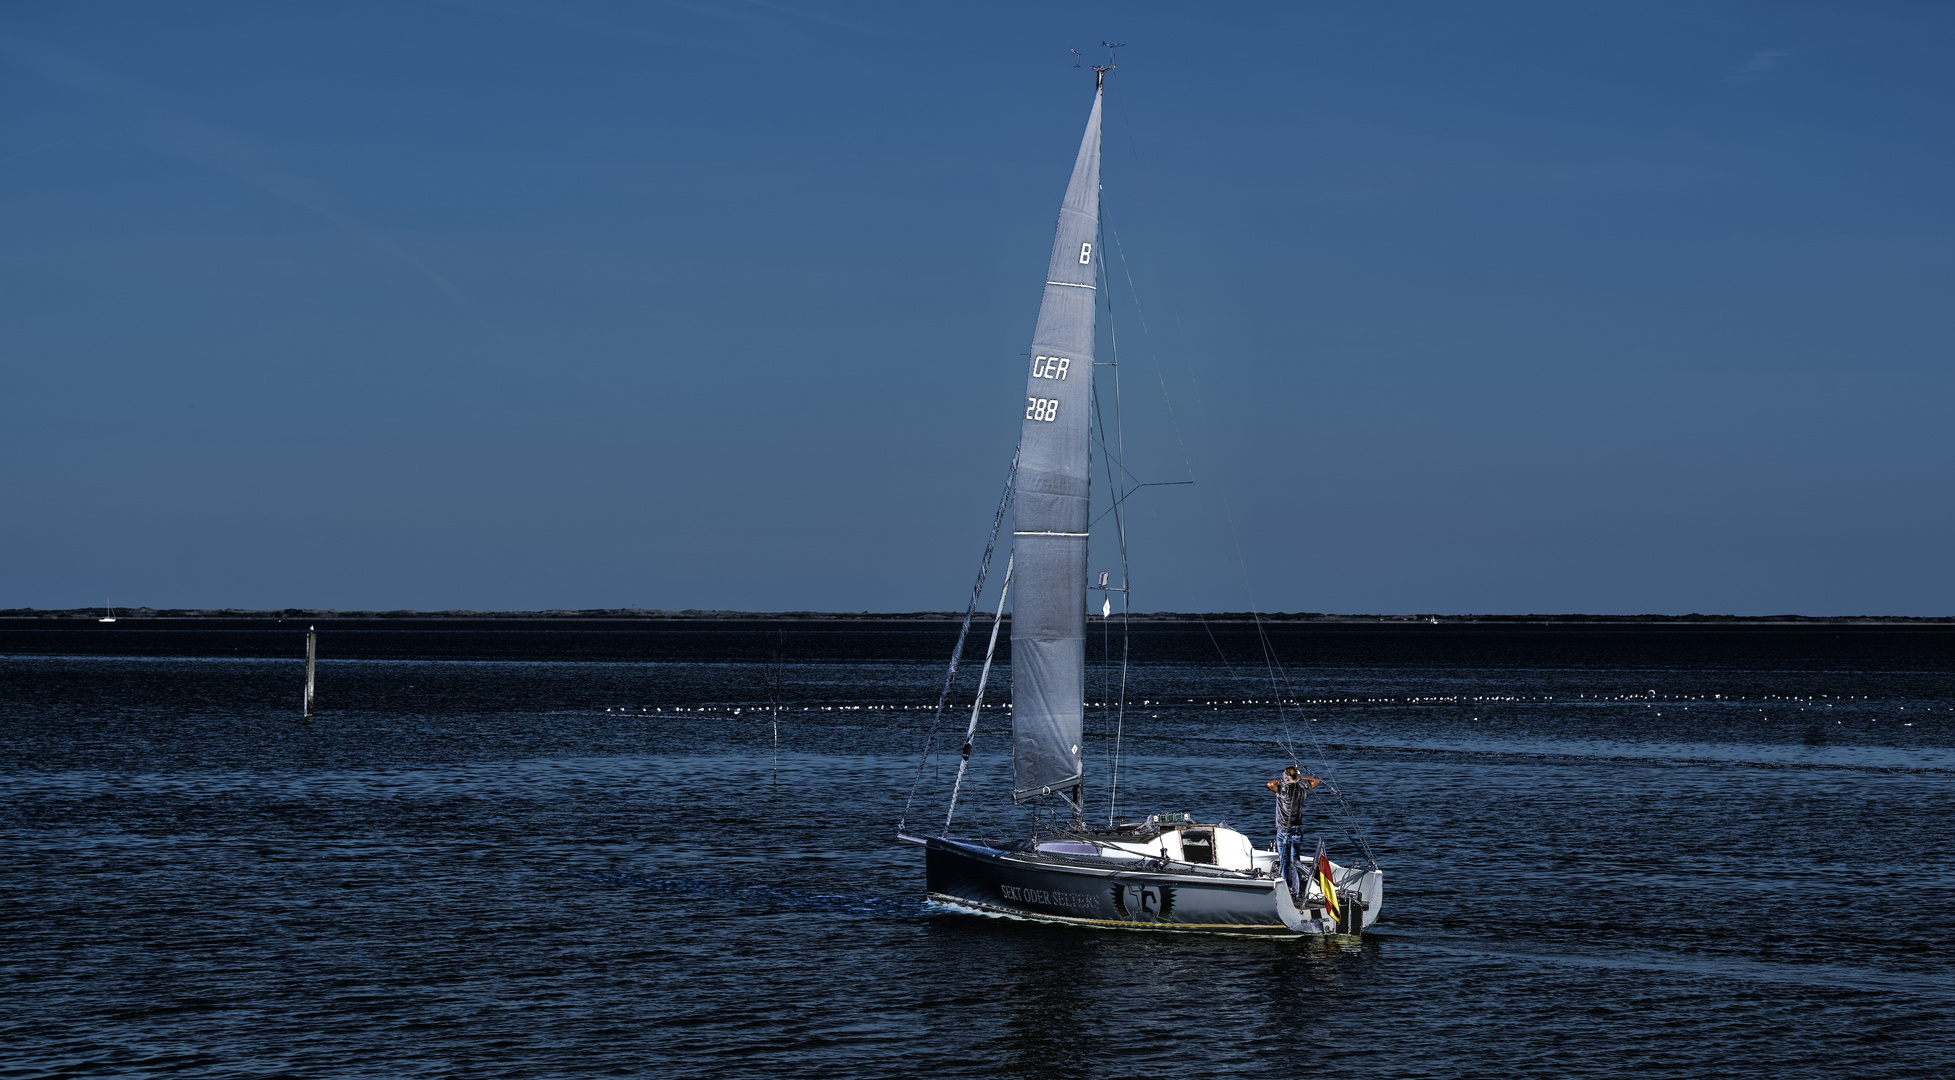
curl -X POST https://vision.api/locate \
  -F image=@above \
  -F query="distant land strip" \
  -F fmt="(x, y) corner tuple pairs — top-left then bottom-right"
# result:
(3, 608), (1949, 625)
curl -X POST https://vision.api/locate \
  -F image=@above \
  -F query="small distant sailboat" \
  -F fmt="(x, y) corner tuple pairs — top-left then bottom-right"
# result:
(98, 601), (116, 624)
(900, 59), (1383, 937)
(303, 626), (317, 720)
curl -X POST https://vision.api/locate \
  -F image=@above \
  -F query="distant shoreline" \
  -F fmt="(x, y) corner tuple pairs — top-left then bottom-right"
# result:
(4, 608), (1948, 625)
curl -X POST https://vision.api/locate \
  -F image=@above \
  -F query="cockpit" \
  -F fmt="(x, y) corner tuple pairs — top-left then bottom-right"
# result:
(1048, 813), (1279, 875)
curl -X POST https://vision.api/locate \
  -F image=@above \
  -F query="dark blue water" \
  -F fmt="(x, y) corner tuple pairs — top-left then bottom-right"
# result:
(4, 620), (1951, 1078)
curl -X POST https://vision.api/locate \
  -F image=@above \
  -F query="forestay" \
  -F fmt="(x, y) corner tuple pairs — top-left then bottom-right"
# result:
(1010, 84), (1102, 803)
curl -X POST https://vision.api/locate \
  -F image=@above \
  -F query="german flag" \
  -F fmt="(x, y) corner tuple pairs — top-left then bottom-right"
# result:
(1314, 839), (1341, 924)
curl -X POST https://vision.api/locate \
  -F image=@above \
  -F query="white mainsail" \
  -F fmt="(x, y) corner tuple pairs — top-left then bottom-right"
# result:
(1010, 82), (1103, 803)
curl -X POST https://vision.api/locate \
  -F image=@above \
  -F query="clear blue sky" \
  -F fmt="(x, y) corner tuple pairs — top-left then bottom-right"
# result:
(3, 2), (1950, 615)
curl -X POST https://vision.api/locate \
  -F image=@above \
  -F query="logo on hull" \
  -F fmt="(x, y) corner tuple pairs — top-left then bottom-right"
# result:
(1111, 882), (1175, 921)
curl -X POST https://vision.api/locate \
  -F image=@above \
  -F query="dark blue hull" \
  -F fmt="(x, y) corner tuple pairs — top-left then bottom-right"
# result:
(922, 835), (1306, 937)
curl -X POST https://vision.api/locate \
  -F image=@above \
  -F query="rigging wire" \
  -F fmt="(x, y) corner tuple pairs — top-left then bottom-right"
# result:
(1106, 77), (1296, 736)
(1090, 377), (1130, 827)
(944, 554), (1014, 834)
(1104, 68), (1380, 869)
(1090, 210), (1133, 829)
(1103, 211), (1375, 866)
(899, 447), (1018, 833)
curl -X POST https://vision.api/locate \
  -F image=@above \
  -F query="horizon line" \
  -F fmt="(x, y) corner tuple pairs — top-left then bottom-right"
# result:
(5, 607), (1950, 625)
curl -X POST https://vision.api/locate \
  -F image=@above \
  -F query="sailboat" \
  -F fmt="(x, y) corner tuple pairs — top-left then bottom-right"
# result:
(899, 63), (1383, 937)
(98, 602), (116, 624)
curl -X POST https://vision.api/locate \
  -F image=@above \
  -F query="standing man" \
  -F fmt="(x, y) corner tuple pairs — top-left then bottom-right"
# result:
(1264, 765), (1320, 892)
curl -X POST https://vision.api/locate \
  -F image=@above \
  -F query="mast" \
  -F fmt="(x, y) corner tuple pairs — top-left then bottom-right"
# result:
(1010, 76), (1104, 805)
(304, 626), (316, 719)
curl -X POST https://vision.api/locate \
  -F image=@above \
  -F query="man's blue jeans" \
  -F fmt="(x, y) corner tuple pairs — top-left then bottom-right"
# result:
(1275, 828), (1305, 892)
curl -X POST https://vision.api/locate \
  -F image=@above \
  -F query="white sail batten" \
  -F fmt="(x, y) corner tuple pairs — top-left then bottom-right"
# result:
(1010, 84), (1102, 803)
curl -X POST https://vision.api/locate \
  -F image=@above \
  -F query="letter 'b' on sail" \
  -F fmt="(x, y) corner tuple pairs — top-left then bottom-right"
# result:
(1011, 84), (1102, 802)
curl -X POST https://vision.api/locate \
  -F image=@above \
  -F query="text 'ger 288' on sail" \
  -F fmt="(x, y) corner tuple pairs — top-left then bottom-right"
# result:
(1010, 84), (1101, 805)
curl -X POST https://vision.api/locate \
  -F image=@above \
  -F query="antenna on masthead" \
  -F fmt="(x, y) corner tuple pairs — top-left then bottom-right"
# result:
(1093, 41), (1123, 87)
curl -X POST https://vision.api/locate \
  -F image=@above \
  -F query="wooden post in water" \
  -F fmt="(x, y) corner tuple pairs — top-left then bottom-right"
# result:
(304, 626), (316, 719)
